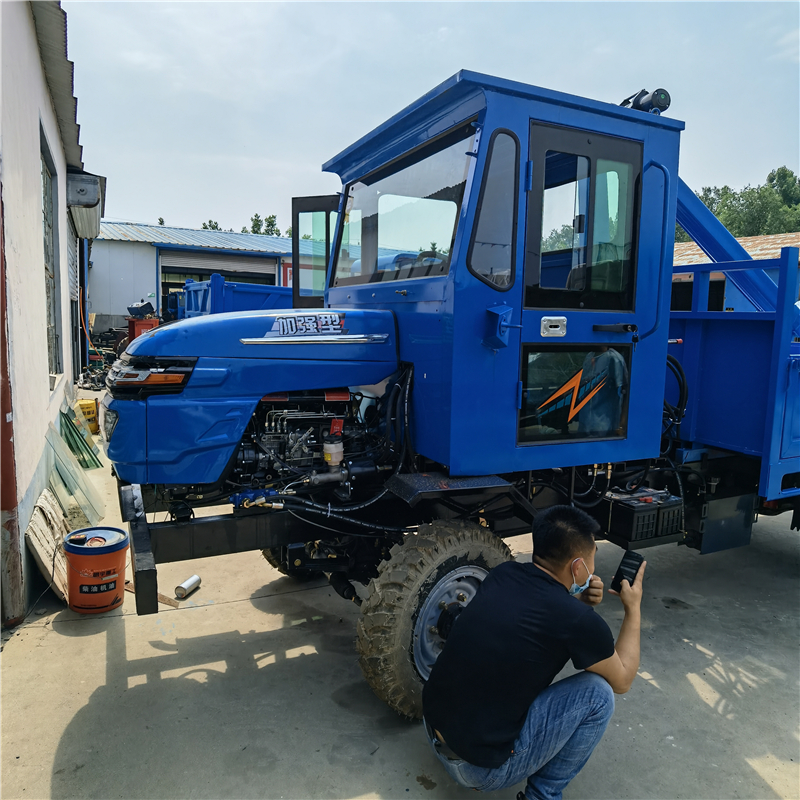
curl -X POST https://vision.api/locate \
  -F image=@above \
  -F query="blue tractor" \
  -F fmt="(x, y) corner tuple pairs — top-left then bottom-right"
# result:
(102, 72), (800, 719)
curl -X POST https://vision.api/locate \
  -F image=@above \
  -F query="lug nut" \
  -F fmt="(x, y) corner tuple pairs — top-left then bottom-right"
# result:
(439, 600), (447, 610)
(456, 592), (467, 602)
(429, 626), (438, 635)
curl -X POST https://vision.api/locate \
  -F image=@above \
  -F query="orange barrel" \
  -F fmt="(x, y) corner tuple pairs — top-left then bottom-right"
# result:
(63, 527), (129, 614)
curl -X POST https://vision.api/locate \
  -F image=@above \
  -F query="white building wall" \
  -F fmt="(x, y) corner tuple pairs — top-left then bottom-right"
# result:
(1, 2), (77, 609)
(88, 239), (157, 328)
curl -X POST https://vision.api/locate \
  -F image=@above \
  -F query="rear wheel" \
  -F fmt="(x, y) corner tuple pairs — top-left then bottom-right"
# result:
(356, 519), (512, 719)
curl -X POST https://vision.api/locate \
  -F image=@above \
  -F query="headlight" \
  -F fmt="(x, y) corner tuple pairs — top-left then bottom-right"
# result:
(106, 356), (196, 398)
(101, 406), (119, 441)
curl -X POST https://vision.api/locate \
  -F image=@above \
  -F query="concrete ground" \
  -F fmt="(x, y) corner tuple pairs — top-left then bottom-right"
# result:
(2, 444), (799, 800)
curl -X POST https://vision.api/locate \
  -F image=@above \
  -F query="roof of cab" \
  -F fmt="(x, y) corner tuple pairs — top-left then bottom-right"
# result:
(323, 70), (685, 181)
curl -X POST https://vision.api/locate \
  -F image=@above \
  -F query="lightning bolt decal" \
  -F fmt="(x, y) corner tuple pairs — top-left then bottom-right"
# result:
(537, 369), (607, 423)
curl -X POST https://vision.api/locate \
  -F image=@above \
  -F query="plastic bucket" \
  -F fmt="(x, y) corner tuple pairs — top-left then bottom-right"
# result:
(63, 527), (129, 614)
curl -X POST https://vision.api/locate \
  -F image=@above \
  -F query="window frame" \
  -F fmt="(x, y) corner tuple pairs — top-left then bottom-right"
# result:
(466, 127), (520, 293)
(331, 119), (478, 288)
(524, 124), (643, 312)
(41, 146), (62, 378)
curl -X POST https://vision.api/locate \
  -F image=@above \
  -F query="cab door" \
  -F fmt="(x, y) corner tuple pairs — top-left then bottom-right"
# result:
(518, 124), (646, 453)
(291, 194), (340, 309)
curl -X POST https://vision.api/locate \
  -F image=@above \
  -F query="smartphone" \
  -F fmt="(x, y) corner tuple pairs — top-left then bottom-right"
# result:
(610, 550), (645, 593)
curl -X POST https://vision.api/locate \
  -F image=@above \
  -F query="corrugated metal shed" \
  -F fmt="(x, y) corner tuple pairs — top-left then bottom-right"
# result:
(98, 221), (293, 255)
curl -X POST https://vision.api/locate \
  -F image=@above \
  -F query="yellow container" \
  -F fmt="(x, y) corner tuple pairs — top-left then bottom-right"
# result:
(76, 398), (99, 433)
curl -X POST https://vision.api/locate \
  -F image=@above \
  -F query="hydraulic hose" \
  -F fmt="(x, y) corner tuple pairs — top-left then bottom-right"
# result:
(279, 496), (412, 533)
(78, 287), (99, 362)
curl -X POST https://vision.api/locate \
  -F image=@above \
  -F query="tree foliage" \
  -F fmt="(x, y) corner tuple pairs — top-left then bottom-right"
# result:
(675, 166), (800, 243)
(542, 224), (576, 252)
(240, 213), (285, 236)
(201, 220), (220, 230)
(157, 217), (165, 226)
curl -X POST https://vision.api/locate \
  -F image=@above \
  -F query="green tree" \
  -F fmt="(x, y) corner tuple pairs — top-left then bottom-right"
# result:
(157, 217), (165, 226)
(542, 224), (575, 251)
(262, 214), (281, 237)
(201, 220), (220, 230)
(241, 213), (284, 236)
(284, 226), (292, 238)
(766, 166), (800, 208)
(677, 167), (800, 242)
(246, 213), (264, 235)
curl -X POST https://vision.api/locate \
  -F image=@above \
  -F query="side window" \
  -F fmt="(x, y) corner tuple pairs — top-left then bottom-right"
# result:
(525, 127), (641, 311)
(468, 131), (519, 289)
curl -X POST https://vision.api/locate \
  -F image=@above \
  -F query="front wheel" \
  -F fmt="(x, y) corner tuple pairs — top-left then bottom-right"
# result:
(356, 520), (512, 719)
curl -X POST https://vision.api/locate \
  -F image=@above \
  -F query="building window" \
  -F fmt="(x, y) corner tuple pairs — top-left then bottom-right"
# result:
(42, 155), (60, 376)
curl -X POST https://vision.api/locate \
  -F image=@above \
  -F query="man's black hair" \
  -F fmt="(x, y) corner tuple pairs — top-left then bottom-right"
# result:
(532, 505), (599, 565)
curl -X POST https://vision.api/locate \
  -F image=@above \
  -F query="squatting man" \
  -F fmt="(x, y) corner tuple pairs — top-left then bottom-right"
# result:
(422, 505), (646, 800)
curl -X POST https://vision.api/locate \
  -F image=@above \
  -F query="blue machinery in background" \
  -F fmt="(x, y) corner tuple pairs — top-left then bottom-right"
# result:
(171, 273), (292, 319)
(104, 72), (799, 655)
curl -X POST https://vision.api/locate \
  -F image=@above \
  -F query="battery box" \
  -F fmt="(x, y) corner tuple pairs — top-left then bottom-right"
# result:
(589, 487), (683, 548)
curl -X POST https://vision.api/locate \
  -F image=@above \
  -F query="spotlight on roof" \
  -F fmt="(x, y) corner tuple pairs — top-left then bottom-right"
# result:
(620, 88), (671, 115)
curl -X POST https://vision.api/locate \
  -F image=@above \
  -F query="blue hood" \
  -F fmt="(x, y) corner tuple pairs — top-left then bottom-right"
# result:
(127, 308), (397, 361)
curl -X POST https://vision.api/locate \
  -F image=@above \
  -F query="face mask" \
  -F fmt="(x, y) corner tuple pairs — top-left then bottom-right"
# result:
(569, 558), (593, 596)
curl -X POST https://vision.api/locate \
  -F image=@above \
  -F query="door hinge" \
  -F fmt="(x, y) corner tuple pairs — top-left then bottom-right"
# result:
(525, 160), (534, 192)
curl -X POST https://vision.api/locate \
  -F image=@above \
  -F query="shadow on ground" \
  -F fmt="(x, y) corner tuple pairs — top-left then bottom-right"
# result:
(46, 585), (454, 799)
(41, 518), (800, 800)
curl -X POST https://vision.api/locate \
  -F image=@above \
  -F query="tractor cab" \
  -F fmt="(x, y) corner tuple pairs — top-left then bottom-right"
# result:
(294, 70), (683, 475)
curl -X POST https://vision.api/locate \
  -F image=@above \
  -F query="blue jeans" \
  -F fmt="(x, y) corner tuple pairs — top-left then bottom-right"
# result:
(424, 672), (614, 800)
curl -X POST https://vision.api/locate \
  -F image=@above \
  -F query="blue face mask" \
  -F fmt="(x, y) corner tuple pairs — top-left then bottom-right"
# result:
(569, 558), (593, 596)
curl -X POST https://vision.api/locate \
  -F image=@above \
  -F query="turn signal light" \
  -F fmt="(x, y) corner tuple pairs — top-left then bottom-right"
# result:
(106, 358), (196, 398)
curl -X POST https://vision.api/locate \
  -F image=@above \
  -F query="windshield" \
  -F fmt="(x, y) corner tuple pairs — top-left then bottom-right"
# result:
(332, 122), (476, 286)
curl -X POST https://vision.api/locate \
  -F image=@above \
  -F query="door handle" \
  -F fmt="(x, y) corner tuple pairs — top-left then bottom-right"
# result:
(639, 160), (671, 342)
(593, 324), (638, 333)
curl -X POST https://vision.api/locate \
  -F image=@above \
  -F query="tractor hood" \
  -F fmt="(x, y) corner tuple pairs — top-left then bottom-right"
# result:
(126, 308), (397, 362)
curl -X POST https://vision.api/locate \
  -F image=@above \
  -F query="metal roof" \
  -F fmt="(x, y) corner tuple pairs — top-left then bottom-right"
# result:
(324, 69), (684, 180)
(31, 2), (83, 169)
(673, 232), (800, 266)
(98, 221), (294, 255)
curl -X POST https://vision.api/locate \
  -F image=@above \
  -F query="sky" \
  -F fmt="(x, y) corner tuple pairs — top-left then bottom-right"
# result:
(63, 1), (799, 234)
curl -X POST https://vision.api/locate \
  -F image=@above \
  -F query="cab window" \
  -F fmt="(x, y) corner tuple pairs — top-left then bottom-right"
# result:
(525, 126), (641, 311)
(468, 131), (519, 290)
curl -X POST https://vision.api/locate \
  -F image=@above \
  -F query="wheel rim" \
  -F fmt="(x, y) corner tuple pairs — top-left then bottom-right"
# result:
(413, 565), (488, 680)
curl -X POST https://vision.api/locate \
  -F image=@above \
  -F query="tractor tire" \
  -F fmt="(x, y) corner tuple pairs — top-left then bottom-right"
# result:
(356, 520), (512, 719)
(261, 547), (320, 582)
(116, 336), (129, 357)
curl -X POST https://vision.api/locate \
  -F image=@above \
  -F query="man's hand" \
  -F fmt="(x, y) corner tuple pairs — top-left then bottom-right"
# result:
(587, 562), (646, 694)
(609, 561), (646, 614)
(580, 575), (604, 606)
